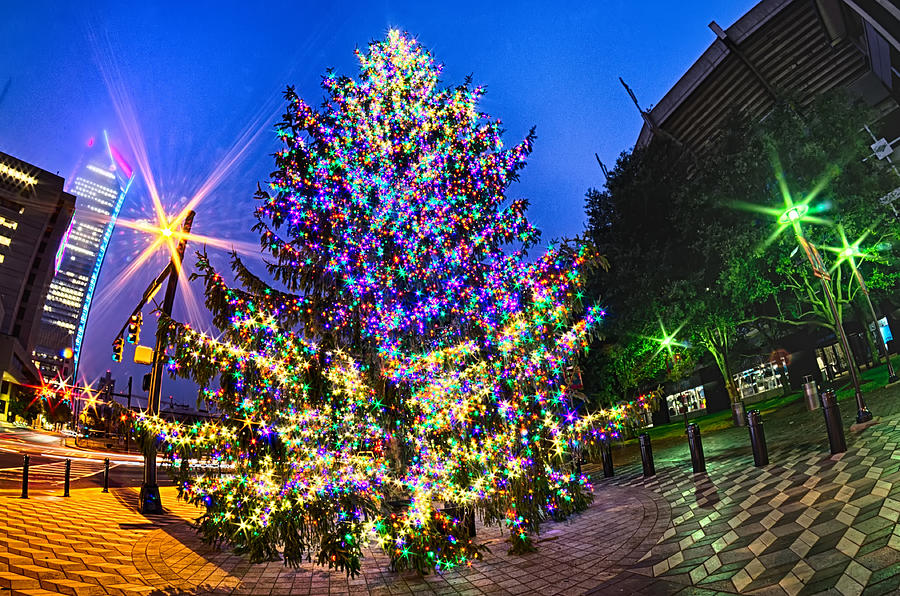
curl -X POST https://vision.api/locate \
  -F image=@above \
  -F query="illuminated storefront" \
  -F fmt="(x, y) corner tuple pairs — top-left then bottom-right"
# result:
(665, 385), (707, 418)
(734, 361), (787, 402)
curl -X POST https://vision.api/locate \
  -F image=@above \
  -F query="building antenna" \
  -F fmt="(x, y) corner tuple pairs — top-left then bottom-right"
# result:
(619, 77), (693, 155)
(594, 153), (610, 182)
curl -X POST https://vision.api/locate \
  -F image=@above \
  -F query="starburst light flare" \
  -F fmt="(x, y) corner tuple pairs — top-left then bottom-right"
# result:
(137, 31), (642, 578)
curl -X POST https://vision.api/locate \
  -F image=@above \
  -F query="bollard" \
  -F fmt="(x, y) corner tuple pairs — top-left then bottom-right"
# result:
(746, 410), (769, 467)
(63, 459), (71, 497)
(820, 390), (847, 454)
(21, 454), (29, 499)
(102, 457), (110, 493)
(601, 439), (614, 478)
(686, 424), (706, 473)
(803, 376), (820, 411)
(639, 433), (655, 477)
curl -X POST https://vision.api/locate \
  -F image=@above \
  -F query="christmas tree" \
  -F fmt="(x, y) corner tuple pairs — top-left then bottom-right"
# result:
(138, 31), (633, 576)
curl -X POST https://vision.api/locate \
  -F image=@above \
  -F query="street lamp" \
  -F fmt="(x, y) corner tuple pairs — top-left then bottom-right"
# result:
(113, 210), (196, 514)
(777, 204), (872, 423)
(825, 225), (898, 385)
(650, 322), (694, 428)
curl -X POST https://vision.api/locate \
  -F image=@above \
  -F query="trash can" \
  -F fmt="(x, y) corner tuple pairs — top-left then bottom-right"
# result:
(803, 376), (819, 411)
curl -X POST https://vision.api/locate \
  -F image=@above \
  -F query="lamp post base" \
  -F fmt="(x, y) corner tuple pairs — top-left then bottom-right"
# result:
(888, 373), (899, 385)
(856, 408), (874, 424)
(139, 483), (163, 515)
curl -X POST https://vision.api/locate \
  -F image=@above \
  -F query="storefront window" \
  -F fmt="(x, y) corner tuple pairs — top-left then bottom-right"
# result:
(665, 385), (706, 418)
(734, 361), (785, 399)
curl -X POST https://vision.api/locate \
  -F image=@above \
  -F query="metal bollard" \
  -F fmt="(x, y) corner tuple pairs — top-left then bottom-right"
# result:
(686, 424), (706, 473)
(601, 439), (614, 478)
(63, 459), (71, 497)
(465, 507), (476, 538)
(746, 410), (769, 467)
(820, 390), (847, 454)
(102, 457), (110, 493)
(21, 454), (29, 499)
(803, 376), (820, 411)
(639, 433), (655, 477)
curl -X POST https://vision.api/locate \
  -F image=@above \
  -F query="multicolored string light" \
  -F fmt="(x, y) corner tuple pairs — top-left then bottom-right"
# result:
(138, 31), (639, 576)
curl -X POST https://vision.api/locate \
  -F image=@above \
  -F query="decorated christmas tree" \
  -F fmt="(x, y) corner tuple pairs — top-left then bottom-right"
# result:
(138, 31), (635, 576)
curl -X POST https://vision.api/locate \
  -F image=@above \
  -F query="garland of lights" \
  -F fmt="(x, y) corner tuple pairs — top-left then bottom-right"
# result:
(136, 31), (648, 576)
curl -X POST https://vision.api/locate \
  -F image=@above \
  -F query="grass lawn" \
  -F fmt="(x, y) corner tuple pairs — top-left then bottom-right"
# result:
(626, 355), (900, 445)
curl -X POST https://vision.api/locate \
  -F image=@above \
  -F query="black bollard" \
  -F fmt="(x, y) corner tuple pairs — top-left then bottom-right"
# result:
(102, 457), (110, 493)
(746, 410), (769, 467)
(21, 454), (29, 499)
(601, 439), (614, 478)
(686, 424), (706, 473)
(639, 433), (655, 477)
(63, 459), (71, 497)
(820, 390), (847, 454)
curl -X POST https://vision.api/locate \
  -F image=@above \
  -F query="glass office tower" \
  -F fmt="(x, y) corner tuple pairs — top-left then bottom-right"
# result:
(33, 132), (134, 380)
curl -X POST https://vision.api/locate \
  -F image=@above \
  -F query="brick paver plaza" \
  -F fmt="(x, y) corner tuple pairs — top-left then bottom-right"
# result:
(5, 386), (900, 595)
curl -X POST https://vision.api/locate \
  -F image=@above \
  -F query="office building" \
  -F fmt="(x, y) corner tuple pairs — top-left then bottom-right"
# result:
(32, 133), (134, 381)
(0, 152), (75, 419)
(635, 0), (900, 159)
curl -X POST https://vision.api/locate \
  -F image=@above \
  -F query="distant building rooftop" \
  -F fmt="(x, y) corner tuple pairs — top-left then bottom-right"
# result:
(636, 0), (900, 157)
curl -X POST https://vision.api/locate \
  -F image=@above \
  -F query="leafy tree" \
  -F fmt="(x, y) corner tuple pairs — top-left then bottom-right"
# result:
(42, 396), (71, 427)
(7, 385), (41, 424)
(584, 90), (897, 414)
(137, 31), (610, 576)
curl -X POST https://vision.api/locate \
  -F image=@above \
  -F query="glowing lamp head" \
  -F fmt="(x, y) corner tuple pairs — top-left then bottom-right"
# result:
(778, 204), (808, 224)
(840, 247), (854, 259)
(161, 226), (174, 238)
(60, 347), (74, 359)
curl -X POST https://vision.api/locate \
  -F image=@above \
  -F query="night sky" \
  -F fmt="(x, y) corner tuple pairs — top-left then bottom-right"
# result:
(0, 1), (756, 400)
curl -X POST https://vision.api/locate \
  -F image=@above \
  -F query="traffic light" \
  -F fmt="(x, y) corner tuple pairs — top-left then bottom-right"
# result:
(112, 338), (124, 362)
(127, 313), (142, 344)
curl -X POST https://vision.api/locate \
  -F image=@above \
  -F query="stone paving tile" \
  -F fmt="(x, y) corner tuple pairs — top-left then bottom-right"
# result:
(12, 384), (900, 594)
(0, 478), (668, 595)
(583, 386), (900, 595)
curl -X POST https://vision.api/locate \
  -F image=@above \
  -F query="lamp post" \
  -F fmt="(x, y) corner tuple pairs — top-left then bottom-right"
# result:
(829, 226), (898, 384)
(112, 210), (195, 514)
(138, 210), (195, 514)
(779, 205), (872, 423)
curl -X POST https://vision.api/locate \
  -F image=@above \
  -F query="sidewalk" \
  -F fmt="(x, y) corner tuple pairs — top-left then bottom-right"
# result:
(587, 383), (900, 595)
(0, 483), (668, 595)
(2, 385), (900, 595)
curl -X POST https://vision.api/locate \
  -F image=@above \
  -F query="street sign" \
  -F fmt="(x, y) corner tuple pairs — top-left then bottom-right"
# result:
(134, 345), (154, 365)
(871, 138), (894, 160)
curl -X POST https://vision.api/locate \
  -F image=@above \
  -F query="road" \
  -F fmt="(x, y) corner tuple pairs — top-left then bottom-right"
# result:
(0, 425), (169, 494)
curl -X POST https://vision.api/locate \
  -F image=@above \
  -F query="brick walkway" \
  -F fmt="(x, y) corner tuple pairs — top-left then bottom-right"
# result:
(4, 386), (900, 594)
(589, 387), (900, 595)
(0, 482), (668, 595)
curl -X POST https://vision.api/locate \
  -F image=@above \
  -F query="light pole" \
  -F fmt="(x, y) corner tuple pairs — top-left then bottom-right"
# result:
(779, 205), (872, 423)
(112, 210), (195, 514)
(139, 210), (195, 514)
(828, 225), (898, 384)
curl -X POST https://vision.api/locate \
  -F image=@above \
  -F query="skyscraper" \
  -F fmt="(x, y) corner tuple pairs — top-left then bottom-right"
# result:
(33, 132), (135, 381)
(0, 152), (75, 419)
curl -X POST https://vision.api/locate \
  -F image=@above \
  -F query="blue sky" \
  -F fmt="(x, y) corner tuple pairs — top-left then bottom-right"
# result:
(0, 1), (756, 394)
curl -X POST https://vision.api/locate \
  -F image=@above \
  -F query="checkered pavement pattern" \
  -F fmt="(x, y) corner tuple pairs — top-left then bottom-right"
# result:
(589, 413), (900, 595)
(7, 389), (900, 594)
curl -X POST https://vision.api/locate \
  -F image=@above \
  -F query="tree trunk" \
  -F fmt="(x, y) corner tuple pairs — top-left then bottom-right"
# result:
(708, 345), (744, 427)
(856, 300), (882, 367)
